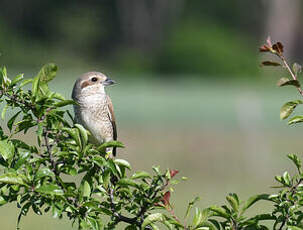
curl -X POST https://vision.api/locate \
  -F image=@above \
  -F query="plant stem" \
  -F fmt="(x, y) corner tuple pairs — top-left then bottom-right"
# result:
(108, 187), (141, 226)
(279, 54), (303, 96)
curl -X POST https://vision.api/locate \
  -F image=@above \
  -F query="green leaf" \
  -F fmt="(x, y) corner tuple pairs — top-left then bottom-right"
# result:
(82, 180), (91, 198)
(288, 226), (303, 230)
(15, 119), (36, 134)
(162, 220), (173, 229)
(277, 77), (300, 87)
(288, 116), (303, 125)
(19, 78), (32, 88)
(106, 160), (119, 177)
(282, 171), (291, 186)
(1, 104), (8, 120)
(14, 151), (30, 170)
(32, 204), (42, 215)
(31, 63), (57, 100)
(150, 223), (160, 230)
(142, 213), (166, 229)
(0, 139), (15, 162)
(11, 74), (24, 86)
(114, 159), (131, 170)
(37, 63), (58, 83)
(52, 92), (65, 100)
(98, 141), (124, 152)
(262, 61), (281, 66)
(166, 218), (184, 228)
(0, 67), (5, 83)
(87, 216), (102, 230)
(197, 209), (211, 223)
(209, 206), (229, 218)
(31, 75), (40, 97)
(7, 111), (21, 131)
(38, 85), (50, 97)
(226, 194), (239, 213)
(280, 100), (302, 120)
(54, 100), (77, 107)
(117, 178), (138, 188)
(152, 166), (161, 175)
(0, 172), (26, 186)
(2, 66), (7, 77)
(102, 170), (110, 189)
(241, 194), (270, 214)
(35, 184), (64, 196)
(195, 222), (217, 230)
(51, 203), (63, 218)
(36, 168), (55, 180)
(288, 154), (302, 172)
(63, 128), (82, 148)
(1, 67), (11, 87)
(17, 202), (31, 227)
(274, 175), (283, 184)
(0, 196), (7, 206)
(207, 219), (221, 230)
(11, 139), (32, 150)
(185, 197), (200, 218)
(36, 122), (43, 138)
(131, 171), (151, 180)
(192, 208), (203, 228)
(65, 167), (77, 176)
(75, 124), (88, 150)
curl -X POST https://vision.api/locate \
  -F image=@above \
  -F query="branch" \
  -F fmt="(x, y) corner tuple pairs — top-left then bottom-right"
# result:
(231, 218), (238, 230)
(279, 54), (303, 96)
(278, 178), (303, 230)
(0, 89), (35, 111)
(136, 176), (173, 227)
(108, 187), (141, 226)
(43, 129), (58, 174)
(260, 38), (303, 97)
(107, 179), (164, 229)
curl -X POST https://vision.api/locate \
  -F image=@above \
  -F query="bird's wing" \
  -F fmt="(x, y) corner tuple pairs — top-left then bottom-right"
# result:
(107, 95), (117, 156)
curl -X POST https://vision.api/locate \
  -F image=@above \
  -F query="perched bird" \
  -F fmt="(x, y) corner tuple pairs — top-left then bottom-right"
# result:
(72, 72), (117, 156)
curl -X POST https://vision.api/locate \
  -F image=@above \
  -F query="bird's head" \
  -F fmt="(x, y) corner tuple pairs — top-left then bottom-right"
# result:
(72, 72), (116, 99)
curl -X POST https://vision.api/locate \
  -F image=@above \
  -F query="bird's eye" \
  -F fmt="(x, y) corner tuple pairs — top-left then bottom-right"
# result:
(91, 77), (98, 82)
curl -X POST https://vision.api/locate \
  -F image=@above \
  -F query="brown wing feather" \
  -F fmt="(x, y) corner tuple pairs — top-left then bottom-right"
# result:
(107, 95), (117, 156)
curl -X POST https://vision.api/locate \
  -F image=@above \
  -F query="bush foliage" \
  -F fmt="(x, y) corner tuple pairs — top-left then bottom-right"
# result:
(0, 38), (303, 229)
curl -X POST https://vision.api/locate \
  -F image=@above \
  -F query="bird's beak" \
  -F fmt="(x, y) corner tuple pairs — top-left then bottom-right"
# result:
(103, 78), (116, 86)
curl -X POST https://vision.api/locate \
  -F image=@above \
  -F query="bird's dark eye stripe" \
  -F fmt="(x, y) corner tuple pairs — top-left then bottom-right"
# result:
(91, 77), (98, 82)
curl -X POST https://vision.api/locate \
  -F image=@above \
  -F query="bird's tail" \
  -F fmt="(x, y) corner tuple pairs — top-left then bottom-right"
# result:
(113, 147), (117, 157)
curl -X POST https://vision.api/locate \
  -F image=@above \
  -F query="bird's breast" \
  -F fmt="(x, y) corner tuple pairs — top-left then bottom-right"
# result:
(74, 94), (113, 144)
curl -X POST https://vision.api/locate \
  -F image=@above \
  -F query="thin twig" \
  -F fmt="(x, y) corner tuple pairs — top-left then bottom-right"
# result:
(106, 176), (168, 229)
(231, 218), (238, 230)
(108, 187), (140, 226)
(0, 89), (35, 110)
(278, 54), (303, 96)
(43, 130), (57, 174)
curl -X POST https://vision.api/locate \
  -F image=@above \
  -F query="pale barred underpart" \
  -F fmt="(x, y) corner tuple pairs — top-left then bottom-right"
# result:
(75, 94), (113, 145)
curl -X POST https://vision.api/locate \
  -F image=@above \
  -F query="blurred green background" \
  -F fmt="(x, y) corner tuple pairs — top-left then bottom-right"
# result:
(1, 0), (303, 229)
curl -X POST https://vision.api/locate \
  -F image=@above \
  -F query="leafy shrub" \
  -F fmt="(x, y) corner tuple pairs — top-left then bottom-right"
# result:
(0, 64), (184, 229)
(0, 38), (303, 229)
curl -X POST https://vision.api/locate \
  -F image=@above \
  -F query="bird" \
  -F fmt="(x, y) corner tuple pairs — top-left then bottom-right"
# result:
(72, 72), (117, 156)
